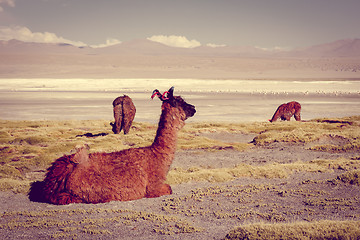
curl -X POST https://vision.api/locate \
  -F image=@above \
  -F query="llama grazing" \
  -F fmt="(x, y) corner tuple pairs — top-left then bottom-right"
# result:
(269, 101), (301, 122)
(110, 95), (136, 134)
(42, 87), (196, 205)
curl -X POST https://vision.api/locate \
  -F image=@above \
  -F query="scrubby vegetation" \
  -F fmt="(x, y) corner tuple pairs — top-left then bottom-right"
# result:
(166, 156), (360, 184)
(336, 168), (360, 186)
(0, 116), (359, 193)
(225, 220), (360, 240)
(0, 208), (201, 238)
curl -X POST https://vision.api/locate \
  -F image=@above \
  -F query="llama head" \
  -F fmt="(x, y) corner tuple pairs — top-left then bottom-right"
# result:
(152, 87), (196, 121)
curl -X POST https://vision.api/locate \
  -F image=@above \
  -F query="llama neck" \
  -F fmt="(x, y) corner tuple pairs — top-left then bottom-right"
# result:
(151, 107), (184, 158)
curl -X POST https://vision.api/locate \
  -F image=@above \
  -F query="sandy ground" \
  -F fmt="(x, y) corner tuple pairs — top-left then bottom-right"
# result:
(0, 132), (359, 240)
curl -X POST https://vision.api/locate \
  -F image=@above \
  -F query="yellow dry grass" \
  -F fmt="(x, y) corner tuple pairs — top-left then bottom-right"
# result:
(0, 116), (359, 193)
(225, 220), (360, 240)
(337, 169), (360, 186)
(0, 208), (202, 237)
(166, 156), (360, 185)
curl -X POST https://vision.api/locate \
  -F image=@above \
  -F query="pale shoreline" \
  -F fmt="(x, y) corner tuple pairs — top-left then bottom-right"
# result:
(1, 78), (360, 94)
(0, 78), (359, 123)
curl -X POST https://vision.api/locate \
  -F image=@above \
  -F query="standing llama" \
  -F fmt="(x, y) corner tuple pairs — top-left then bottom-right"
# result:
(42, 87), (196, 205)
(269, 101), (301, 122)
(110, 95), (136, 134)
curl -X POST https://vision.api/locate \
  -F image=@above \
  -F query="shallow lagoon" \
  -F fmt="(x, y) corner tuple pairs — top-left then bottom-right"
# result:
(0, 78), (359, 122)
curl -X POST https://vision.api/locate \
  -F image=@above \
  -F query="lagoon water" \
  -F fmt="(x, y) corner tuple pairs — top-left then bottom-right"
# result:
(0, 79), (359, 123)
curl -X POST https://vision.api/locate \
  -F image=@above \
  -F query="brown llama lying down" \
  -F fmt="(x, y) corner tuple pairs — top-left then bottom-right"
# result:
(110, 95), (136, 134)
(269, 101), (301, 122)
(42, 87), (196, 205)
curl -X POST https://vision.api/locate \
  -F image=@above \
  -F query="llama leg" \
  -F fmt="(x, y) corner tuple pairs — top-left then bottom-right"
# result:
(294, 110), (301, 121)
(123, 123), (131, 134)
(283, 111), (293, 121)
(122, 117), (132, 135)
(146, 184), (172, 198)
(112, 104), (123, 134)
(122, 100), (136, 135)
(51, 192), (83, 205)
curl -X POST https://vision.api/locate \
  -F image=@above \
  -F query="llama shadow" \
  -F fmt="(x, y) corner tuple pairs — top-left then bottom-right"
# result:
(76, 132), (108, 138)
(28, 181), (47, 203)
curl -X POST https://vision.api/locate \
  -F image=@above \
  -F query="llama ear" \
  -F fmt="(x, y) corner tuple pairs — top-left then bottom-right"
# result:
(151, 89), (160, 99)
(151, 87), (174, 101)
(167, 86), (174, 99)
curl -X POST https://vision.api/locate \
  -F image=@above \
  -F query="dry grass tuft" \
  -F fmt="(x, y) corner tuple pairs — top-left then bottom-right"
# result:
(0, 178), (31, 193)
(166, 157), (358, 185)
(0, 208), (202, 237)
(252, 116), (360, 147)
(166, 164), (289, 184)
(336, 169), (360, 186)
(225, 220), (360, 240)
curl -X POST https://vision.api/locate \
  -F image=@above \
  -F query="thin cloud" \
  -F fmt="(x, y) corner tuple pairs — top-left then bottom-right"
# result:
(90, 38), (121, 48)
(0, 0), (15, 12)
(147, 35), (201, 48)
(0, 26), (87, 46)
(206, 43), (226, 48)
(0, 26), (122, 48)
(255, 46), (292, 51)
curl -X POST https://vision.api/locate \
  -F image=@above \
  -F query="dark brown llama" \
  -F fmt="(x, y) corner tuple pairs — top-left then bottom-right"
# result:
(42, 87), (196, 205)
(269, 101), (301, 122)
(110, 95), (136, 134)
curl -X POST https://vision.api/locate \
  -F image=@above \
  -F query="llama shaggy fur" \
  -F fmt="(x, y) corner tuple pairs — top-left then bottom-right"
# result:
(42, 87), (196, 205)
(269, 101), (301, 122)
(110, 95), (136, 134)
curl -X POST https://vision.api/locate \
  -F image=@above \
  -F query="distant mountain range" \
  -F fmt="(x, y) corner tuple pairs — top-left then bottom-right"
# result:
(1, 38), (360, 58)
(1, 38), (359, 79)
(282, 39), (360, 57)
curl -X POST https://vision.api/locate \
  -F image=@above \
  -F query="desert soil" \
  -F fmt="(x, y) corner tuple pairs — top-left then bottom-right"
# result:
(0, 133), (359, 240)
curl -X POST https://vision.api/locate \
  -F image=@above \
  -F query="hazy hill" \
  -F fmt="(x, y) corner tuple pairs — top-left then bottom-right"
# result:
(286, 39), (360, 57)
(0, 38), (359, 79)
(1, 38), (360, 57)
(0, 39), (87, 54)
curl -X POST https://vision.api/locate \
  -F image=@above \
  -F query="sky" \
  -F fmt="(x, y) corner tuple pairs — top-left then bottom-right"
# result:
(0, 0), (360, 49)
